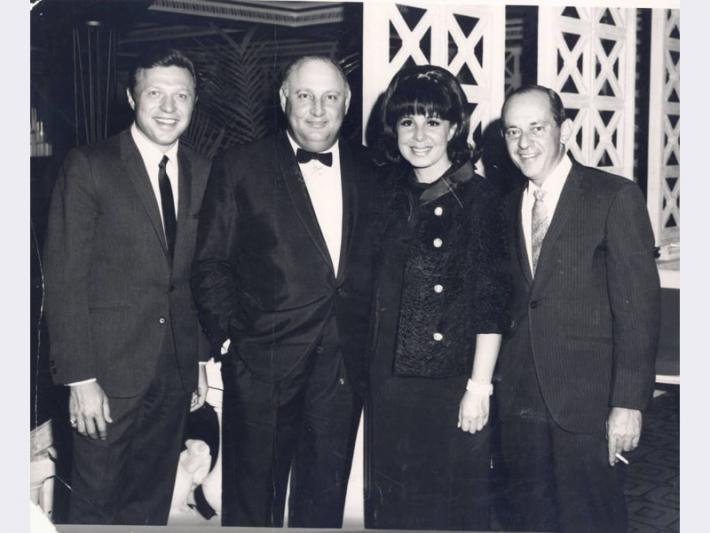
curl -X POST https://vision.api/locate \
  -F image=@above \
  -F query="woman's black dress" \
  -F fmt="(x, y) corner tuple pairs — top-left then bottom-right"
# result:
(365, 160), (509, 531)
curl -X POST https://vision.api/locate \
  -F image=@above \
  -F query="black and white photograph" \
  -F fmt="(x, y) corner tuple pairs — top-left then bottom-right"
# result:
(21, 0), (689, 531)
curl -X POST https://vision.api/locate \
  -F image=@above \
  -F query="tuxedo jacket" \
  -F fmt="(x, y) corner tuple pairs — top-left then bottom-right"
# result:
(496, 161), (661, 433)
(44, 129), (211, 397)
(191, 132), (382, 395)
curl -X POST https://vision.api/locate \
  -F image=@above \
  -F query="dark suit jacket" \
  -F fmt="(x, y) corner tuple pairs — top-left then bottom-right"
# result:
(191, 132), (381, 395)
(496, 161), (660, 433)
(44, 129), (211, 398)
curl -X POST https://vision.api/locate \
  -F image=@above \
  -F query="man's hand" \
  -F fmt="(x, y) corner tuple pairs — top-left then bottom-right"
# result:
(607, 407), (642, 466)
(190, 365), (208, 412)
(457, 390), (490, 434)
(69, 381), (112, 440)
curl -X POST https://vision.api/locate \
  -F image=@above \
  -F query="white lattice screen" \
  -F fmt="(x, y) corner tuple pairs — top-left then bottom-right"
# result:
(647, 9), (680, 248)
(537, 6), (637, 180)
(362, 1), (505, 150)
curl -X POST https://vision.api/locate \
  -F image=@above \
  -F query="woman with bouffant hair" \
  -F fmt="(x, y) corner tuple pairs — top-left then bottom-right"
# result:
(365, 65), (510, 530)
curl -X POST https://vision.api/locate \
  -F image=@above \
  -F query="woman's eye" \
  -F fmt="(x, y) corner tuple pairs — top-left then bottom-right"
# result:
(399, 119), (413, 127)
(427, 119), (441, 127)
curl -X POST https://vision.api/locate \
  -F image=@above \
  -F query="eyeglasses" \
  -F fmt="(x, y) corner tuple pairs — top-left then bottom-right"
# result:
(502, 122), (553, 141)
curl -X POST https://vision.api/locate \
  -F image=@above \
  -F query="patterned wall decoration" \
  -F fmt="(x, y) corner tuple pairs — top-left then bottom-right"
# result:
(647, 9), (680, 248)
(505, 45), (522, 94)
(362, 1), (505, 150)
(537, 6), (637, 180)
(504, 15), (524, 94)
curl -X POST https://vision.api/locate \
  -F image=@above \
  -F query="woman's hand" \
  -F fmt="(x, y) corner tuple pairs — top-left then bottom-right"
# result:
(457, 389), (490, 434)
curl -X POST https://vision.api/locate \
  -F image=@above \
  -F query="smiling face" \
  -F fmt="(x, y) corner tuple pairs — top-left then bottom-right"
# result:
(502, 90), (572, 186)
(396, 114), (457, 183)
(127, 65), (196, 149)
(279, 59), (351, 152)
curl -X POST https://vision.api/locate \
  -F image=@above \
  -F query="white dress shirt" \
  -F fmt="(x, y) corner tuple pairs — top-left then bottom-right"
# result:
(521, 154), (572, 271)
(287, 133), (344, 276)
(131, 123), (179, 225)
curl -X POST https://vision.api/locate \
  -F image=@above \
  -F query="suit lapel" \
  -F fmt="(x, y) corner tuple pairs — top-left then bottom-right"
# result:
(532, 163), (584, 291)
(171, 147), (193, 272)
(120, 131), (169, 256)
(516, 189), (534, 285)
(276, 132), (334, 274)
(508, 187), (533, 286)
(336, 140), (357, 284)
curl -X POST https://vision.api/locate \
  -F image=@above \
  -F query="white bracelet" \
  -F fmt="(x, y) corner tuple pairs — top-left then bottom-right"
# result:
(466, 379), (493, 396)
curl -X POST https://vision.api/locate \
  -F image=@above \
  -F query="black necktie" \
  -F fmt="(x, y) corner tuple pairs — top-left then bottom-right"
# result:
(296, 148), (333, 167)
(158, 155), (176, 259)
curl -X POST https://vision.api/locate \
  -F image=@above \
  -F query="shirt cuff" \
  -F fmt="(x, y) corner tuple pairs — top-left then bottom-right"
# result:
(221, 339), (231, 355)
(67, 378), (97, 387)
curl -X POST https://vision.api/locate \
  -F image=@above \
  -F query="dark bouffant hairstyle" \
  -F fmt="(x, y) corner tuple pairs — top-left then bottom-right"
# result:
(378, 64), (471, 166)
(127, 46), (198, 97)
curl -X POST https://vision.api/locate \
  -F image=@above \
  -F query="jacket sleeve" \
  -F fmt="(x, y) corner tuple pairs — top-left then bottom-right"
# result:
(43, 148), (99, 385)
(606, 181), (661, 411)
(471, 184), (511, 334)
(190, 153), (247, 354)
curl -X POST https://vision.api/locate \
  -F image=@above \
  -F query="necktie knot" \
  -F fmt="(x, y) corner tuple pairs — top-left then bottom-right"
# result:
(159, 154), (169, 170)
(296, 148), (333, 167)
(533, 188), (546, 202)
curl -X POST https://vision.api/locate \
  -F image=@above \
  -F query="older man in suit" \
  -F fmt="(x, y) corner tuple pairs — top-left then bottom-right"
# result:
(494, 85), (660, 533)
(191, 55), (381, 528)
(44, 47), (210, 525)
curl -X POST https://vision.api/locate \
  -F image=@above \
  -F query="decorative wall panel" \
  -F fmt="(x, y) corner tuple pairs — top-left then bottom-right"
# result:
(647, 9), (680, 248)
(537, 6), (637, 179)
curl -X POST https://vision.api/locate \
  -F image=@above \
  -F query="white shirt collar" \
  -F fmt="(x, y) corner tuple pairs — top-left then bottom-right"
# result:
(130, 123), (179, 167)
(285, 131), (339, 160)
(526, 153), (572, 199)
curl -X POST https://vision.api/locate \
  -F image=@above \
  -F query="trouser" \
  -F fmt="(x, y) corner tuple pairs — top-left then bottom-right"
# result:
(221, 317), (362, 528)
(68, 330), (191, 525)
(496, 333), (627, 533)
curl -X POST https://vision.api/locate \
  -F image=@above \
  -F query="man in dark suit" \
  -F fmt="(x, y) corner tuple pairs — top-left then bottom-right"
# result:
(191, 55), (381, 528)
(44, 47), (210, 525)
(495, 85), (660, 532)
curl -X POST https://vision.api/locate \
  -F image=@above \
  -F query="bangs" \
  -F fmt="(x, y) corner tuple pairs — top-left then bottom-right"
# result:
(385, 77), (457, 124)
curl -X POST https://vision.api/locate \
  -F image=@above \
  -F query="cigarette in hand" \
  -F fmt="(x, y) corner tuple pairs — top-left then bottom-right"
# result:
(615, 453), (629, 465)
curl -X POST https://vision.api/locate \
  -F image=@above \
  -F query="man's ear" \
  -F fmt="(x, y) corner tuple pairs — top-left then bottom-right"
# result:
(126, 88), (136, 111)
(344, 87), (352, 114)
(279, 87), (288, 113)
(559, 118), (573, 145)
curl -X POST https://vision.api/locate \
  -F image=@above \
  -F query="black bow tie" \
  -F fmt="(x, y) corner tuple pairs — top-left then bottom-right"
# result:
(296, 148), (333, 167)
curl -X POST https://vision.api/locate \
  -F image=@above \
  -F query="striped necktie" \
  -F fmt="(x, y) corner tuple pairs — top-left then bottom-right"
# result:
(530, 188), (549, 274)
